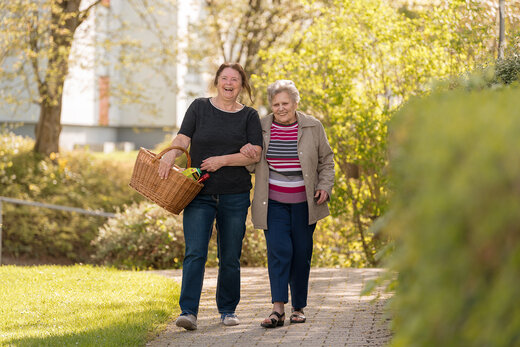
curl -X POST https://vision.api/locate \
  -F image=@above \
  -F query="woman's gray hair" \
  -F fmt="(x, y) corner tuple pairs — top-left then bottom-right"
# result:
(267, 80), (300, 106)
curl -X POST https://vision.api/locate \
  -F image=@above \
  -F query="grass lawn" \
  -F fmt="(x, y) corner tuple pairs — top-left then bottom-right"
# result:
(0, 265), (180, 346)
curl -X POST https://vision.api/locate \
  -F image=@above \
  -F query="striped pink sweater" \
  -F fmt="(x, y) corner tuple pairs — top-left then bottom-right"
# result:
(266, 122), (306, 203)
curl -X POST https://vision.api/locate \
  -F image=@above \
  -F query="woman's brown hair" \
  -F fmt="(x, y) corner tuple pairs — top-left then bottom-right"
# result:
(213, 62), (254, 104)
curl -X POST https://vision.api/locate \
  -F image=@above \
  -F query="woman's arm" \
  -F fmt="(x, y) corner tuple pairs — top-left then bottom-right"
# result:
(200, 145), (262, 172)
(240, 143), (261, 173)
(315, 122), (335, 202)
(158, 134), (191, 179)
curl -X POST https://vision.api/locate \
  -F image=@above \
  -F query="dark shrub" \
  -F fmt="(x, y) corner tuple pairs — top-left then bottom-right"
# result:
(494, 53), (520, 85)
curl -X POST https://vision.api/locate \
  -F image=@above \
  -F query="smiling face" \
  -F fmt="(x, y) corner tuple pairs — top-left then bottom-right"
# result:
(271, 91), (298, 125)
(216, 67), (242, 101)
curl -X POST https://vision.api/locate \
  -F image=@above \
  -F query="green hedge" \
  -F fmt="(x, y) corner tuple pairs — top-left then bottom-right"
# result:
(385, 86), (520, 346)
(0, 132), (142, 261)
(92, 200), (267, 269)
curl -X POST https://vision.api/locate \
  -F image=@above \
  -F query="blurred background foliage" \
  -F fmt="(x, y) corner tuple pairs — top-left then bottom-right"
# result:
(384, 82), (520, 347)
(0, 130), (142, 262)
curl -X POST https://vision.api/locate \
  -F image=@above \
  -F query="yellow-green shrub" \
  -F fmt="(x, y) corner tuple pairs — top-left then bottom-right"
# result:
(312, 216), (367, 267)
(385, 86), (520, 346)
(0, 132), (142, 261)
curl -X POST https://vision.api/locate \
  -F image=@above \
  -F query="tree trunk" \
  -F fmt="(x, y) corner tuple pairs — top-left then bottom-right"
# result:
(34, 100), (63, 156)
(32, 0), (88, 156)
(498, 0), (505, 60)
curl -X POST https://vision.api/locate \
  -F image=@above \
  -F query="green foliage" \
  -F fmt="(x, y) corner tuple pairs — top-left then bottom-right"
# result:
(255, 0), (495, 266)
(0, 265), (179, 346)
(439, 39), (520, 92)
(494, 49), (520, 85)
(385, 86), (520, 346)
(91, 202), (185, 269)
(312, 216), (367, 267)
(0, 132), (142, 261)
(92, 200), (267, 270)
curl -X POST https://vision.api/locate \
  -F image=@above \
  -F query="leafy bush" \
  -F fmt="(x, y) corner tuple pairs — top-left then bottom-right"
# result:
(494, 35), (520, 85)
(494, 52), (520, 85)
(91, 202), (185, 269)
(384, 86), (520, 346)
(0, 132), (142, 261)
(92, 200), (267, 269)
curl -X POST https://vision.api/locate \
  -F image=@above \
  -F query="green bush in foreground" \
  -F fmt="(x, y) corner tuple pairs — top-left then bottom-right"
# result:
(0, 265), (179, 346)
(0, 132), (142, 261)
(385, 87), (520, 346)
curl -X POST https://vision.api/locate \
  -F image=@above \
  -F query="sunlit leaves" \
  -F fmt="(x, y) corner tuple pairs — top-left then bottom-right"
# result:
(256, 0), (496, 265)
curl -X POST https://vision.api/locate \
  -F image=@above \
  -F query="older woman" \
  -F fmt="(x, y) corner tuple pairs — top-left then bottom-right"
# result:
(158, 63), (262, 330)
(241, 80), (335, 328)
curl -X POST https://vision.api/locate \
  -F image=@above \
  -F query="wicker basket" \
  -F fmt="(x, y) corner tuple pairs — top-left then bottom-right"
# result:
(129, 146), (203, 214)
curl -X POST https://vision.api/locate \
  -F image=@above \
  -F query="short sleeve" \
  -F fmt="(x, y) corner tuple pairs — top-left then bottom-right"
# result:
(247, 110), (263, 147)
(178, 99), (198, 138)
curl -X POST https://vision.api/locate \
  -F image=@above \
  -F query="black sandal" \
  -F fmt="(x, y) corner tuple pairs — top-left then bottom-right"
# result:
(290, 309), (306, 324)
(260, 311), (285, 328)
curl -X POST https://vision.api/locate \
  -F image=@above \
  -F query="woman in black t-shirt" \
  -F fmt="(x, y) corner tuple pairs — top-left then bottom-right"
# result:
(157, 63), (263, 330)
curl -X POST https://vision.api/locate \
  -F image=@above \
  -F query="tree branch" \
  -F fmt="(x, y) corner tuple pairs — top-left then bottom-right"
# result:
(205, 0), (228, 62)
(27, 16), (43, 93)
(78, 0), (102, 25)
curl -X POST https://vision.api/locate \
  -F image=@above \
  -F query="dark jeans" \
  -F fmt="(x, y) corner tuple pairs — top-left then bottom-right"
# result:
(179, 192), (250, 316)
(264, 199), (316, 309)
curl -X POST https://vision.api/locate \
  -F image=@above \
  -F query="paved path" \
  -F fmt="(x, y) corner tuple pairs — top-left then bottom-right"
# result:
(148, 268), (392, 347)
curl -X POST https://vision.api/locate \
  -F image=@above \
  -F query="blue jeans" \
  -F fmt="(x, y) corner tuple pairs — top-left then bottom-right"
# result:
(179, 192), (250, 316)
(264, 199), (316, 309)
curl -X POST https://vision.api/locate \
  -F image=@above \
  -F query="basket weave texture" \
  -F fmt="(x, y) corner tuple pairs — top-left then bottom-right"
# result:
(129, 146), (203, 214)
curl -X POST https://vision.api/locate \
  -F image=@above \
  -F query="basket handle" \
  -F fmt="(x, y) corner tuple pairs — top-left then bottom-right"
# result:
(155, 146), (191, 168)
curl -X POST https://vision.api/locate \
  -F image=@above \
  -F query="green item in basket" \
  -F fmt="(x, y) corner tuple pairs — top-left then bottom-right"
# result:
(182, 167), (201, 181)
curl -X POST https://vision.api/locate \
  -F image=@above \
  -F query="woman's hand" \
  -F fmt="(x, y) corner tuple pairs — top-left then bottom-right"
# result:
(240, 143), (258, 159)
(201, 156), (226, 172)
(157, 134), (191, 179)
(314, 189), (329, 205)
(158, 150), (177, 179)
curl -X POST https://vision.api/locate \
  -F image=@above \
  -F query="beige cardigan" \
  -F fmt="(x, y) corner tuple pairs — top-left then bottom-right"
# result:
(249, 111), (335, 229)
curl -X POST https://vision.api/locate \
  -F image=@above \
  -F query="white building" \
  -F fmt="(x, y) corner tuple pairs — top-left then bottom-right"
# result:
(0, 0), (210, 152)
